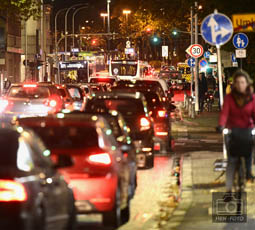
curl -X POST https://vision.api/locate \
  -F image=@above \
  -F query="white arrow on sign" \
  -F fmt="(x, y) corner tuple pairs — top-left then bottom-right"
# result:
(185, 45), (192, 56)
(208, 16), (231, 43)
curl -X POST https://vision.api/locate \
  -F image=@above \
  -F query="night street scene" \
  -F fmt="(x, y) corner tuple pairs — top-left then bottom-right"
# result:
(1, 0), (255, 229)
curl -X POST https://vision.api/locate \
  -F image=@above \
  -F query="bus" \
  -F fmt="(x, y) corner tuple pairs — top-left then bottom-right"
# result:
(109, 60), (152, 80)
(177, 62), (191, 82)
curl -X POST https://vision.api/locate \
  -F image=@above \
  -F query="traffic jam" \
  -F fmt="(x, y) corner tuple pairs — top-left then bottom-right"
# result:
(1, 0), (254, 229)
(0, 62), (180, 229)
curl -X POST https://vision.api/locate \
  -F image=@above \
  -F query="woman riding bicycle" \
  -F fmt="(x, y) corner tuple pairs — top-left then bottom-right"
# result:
(218, 70), (255, 194)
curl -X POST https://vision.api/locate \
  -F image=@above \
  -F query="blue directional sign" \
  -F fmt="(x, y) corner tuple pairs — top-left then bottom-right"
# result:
(201, 12), (233, 46)
(232, 33), (249, 49)
(232, 53), (237, 62)
(204, 51), (211, 58)
(187, 57), (195, 67)
(199, 59), (208, 68)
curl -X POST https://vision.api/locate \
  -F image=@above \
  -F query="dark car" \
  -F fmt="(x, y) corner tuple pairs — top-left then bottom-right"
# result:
(16, 113), (133, 227)
(85, 92), (155, 168)
(0, 82), (63, 122)
(111, 85), (172, 152)
(0, 127), (75, 230)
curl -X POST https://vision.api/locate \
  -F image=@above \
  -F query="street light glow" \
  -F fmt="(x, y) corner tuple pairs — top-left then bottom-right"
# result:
(123, 9), (131, 15)
(100, 13), (108, 17)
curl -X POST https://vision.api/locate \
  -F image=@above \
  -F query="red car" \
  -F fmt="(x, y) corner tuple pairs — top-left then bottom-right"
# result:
(16, 113), (132, 227)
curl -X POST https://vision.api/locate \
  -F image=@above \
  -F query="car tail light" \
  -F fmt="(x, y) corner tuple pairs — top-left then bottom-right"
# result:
(0, 180), (27, 202)
(155, 131), (168, 136)
(88, 153), (112, 165)
(140, 117), (150, 131)
(0, 99), (8, 113)
(158, 110), (166, 118)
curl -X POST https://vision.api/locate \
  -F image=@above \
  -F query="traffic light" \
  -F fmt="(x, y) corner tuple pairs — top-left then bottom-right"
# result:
(91, 39), (98, 46)
(172, 30), (178, 36)
(153, 36), (159, 43)
(150, 35), (161, 45)
(146, 28), (152, 33)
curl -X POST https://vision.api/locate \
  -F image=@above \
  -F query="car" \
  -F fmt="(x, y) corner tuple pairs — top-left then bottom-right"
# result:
(83, 110), (137, 198)
(89, 76), (117, 85)
(66, 84), (86, 111)
(0, 82), (63, 122)
(84, 92), (155, 168)
(0, 126), (75, 230)
(55, 84), (74, 111)
(111, 85), (172, 152)
(16, 113), (132, 227)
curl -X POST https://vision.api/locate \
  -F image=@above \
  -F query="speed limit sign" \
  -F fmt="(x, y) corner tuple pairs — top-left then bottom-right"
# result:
(189, 44), (204, 58)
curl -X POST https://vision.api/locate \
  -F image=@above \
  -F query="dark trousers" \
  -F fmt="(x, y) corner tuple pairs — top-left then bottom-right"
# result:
(199, 94), (205, 112)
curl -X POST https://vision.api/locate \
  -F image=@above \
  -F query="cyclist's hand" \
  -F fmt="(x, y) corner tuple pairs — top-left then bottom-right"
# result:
(216, 126), (224, 133)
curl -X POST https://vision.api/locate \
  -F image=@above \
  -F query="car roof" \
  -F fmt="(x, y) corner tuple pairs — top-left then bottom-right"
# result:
(89, 91), (145, 100)
(16, 113), (108, 128)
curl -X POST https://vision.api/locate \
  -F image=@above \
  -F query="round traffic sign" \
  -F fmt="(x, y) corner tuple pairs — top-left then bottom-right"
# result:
(199, 59), (208, 68)
(232, 33), (249, 49)
(187, 57), (195, 67)
(201, 12), (233, 46)
(189, 44), (204, 58)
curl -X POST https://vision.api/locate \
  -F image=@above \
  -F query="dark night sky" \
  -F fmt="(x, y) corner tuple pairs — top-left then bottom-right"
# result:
(52, 0), (111, 33)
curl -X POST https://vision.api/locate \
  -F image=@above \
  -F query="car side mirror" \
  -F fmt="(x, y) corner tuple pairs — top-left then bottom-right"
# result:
(54, 155), (73, 169)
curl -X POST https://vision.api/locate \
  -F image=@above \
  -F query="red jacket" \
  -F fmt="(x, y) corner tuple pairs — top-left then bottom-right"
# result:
(219, 93), (255, 128)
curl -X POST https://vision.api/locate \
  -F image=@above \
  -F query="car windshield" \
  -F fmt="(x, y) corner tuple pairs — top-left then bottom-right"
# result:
(28, 126), (98, 149)
(111, 64), (137, 76)
(8, 86), (50, 99)
(143, 92), (162, 111)
(68, 87), (82, 100)
(86, 98), (145, 116)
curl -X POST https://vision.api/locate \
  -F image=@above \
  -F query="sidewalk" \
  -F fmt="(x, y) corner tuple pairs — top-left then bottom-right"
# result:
(164, 110), (255, 230)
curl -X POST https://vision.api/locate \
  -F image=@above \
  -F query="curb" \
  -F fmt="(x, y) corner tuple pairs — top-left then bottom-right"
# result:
(162, 154), (193, 230)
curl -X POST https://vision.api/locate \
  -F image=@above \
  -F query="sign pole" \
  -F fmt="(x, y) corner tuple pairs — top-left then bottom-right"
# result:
(190, 6), (194, 97)
(217, 45), (224, 108)
(194, 1), (199, 112)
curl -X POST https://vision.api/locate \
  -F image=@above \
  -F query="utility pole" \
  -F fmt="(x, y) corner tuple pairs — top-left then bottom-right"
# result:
(194, 1), (199, 113)
(190, 6), (194, 97)
(107, 0), (111, 53)
(40, 0), (45, 82)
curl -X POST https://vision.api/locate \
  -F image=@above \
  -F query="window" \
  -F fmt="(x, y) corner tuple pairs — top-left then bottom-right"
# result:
(17, 138), (34, 172)
(68, 87), (82, 100)
(28, 126), (99, 150)
(112, 64), (137, 76)
(8, 86), (50, 99)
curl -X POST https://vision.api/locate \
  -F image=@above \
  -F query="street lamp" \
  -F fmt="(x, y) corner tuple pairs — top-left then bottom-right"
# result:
(65, 3), (88, 60)
(72, 5), (89, 48)
(100, 13), (108, 30)
(123, 9), (131, 22)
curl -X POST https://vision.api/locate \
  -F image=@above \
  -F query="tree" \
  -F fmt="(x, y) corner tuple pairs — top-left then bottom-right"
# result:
(0, 0), (41, 20)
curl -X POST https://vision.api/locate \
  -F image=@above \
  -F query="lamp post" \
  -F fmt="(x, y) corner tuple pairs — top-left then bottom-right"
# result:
(100, 13), (108, 31)
(72, 6), (89, 48)
(107, 0), (111, 53)
(65, 3), (87, 61)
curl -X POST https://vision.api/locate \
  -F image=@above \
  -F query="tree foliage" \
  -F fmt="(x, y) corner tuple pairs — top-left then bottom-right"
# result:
(0, 0), (41, 20)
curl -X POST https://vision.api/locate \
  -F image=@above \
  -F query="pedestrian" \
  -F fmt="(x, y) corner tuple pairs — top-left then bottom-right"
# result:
(198, 72), (208, 112)
(218, 70), (255, 196)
